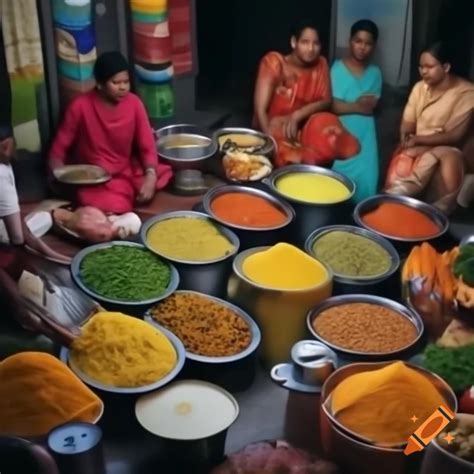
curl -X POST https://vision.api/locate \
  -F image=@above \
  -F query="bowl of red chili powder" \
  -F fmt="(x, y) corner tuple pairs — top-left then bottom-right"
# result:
(353, 195), (449, 243)
(203, 185), (295, 249)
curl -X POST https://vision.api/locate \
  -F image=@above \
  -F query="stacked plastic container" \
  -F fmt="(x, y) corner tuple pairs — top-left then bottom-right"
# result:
(52, 0), (97, 107)
(168, 0), (193, 75)
(130, 0), (175, 119)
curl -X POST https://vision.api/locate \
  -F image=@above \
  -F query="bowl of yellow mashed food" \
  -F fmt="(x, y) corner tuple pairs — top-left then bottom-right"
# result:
(142, 211), (240, 298)
(264, 164), (355, 247)
(61, 311), (186, 394)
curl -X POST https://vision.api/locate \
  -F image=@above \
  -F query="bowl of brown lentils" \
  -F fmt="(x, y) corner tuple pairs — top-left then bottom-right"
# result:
(307, 294), (424, 359)
(145, 290), (261, 363)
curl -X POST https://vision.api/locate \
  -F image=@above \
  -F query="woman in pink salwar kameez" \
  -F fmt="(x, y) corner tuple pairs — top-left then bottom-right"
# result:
(49, 51), (172, 214)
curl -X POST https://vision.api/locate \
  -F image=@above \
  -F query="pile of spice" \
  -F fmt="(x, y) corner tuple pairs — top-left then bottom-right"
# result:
(437, 416), (474, 462)
(312, 302), (417, 353)
(312, 230), (392, 278)
(210, 192), (288, 228)
(0, 352), (103, 437)
(361, 202), (440, 239)
(242, 243), (329, 290)
(331, 361), (446, 445)
(276, 172), (351, 204)
(146, 216), (236, 261)
(80, 245), (171, 301)
(149, 292), (251, 357)
(70, 312), (177, 388)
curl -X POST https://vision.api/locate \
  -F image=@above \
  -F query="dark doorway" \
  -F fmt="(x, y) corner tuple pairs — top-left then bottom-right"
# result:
(195, 0), (332, 117)
(411, 0), (474, 82)
(436, 1), (474, 79)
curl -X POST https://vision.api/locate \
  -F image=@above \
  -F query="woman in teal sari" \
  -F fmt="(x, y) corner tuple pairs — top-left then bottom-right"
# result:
(331, 20), (382, 203)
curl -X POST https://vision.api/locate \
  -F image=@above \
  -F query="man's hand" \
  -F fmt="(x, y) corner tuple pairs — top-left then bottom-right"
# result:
(0, 136), (15, 164)
(137, 172), (156, 203)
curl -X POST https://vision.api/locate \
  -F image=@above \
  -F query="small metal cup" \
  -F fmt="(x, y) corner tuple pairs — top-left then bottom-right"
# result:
(47, 422), (105, 474)
(291, 340), (337, 386)
(271, 340), (337, 393)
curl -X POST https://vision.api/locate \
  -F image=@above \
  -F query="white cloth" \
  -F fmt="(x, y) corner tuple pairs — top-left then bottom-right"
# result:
(0, 163), (20, 217)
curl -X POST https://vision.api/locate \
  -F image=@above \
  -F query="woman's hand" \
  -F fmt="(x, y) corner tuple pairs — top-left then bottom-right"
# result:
(285, 112), (300, 141)
(355, 95), (378, 115)
(137, 171), (156, 203)
(403, 134), (419, 148)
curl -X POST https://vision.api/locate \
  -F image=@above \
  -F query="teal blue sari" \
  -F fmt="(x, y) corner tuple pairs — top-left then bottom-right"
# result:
(331, 59), (382, 203)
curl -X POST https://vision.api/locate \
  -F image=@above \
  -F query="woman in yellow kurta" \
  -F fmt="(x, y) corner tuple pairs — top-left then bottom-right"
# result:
(385, 41), (474, 214)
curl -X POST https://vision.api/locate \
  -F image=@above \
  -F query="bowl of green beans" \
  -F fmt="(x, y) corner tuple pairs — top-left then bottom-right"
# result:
(71, 241), (179, 306)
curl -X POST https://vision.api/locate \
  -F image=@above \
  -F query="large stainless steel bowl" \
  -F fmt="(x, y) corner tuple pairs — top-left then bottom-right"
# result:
(319, 361), (457, 474)
(141, 211), (240, 298)
(60, 323), (186, 394)
(213, 127), (275, 157)
(307, 294), (424, 359)
(264, 164), (356, 248)
(202, 184), (295, 249)
(155, 124), (217, 171)
(353, 194), (449, 243)
(305, 225), (400, 294)
(144, 290), (261, 364)
(70, 241), (179, 306)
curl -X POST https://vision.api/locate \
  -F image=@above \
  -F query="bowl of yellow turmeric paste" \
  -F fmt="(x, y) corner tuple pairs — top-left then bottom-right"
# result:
(228, 243), (333, 366)
(263, 164), (355, 247)
(319, 361), (457, 474)
(60, 312), (186, 394)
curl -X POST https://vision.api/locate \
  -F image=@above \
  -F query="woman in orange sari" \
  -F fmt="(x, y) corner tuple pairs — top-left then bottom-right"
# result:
(253, 20), (359, 168)
(385, 42), (474, 214)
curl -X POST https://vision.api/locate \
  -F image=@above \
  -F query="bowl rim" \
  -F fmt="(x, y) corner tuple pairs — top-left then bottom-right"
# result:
(307, 294), (424, 357)
(429, 413), (474, 468)
(212, 127), (275, 154)
(141, 210), (241, 265)
(159, 133), (213, 145)
(70, 241), (180, 305)
(144, 290), (261, 363)
(60, 323), (186, 394)
(304, 225), (400, 284)
(202, 184), (295, 231)
(264, 164), (356, 205)
(320, 360), (458, 449)
(232, 245), (334, 293)
(134, 379), (240, 440)
(155, 123), (199, 136)
(353, 194), (449, 242)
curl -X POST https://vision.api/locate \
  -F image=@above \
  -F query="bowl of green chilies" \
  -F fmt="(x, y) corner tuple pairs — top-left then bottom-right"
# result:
(71, 241), (179, 306)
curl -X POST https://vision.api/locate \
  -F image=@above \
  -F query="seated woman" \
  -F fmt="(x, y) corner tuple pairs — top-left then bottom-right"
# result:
(49, 51), (172, 214)
(253, 20), (359, 168)
(331, 19), (382, 203)
(385, 41), (474, 214)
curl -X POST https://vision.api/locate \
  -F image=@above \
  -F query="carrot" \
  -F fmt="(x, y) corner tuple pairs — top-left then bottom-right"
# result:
(407, 246), (422, 278)
(448, 246), (460, 266)
(437, 252), (455, 302)
(401, 259), (411, 282)
(420, 242), (437, 293)
(402, 249), (415, 282)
